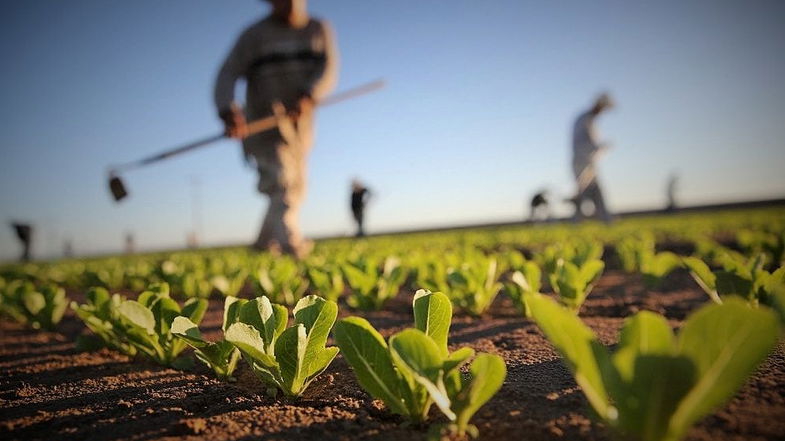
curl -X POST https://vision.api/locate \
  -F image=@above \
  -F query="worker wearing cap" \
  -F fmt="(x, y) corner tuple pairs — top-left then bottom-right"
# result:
(214, 0), (338, 258)
(571, 93), (614, 223)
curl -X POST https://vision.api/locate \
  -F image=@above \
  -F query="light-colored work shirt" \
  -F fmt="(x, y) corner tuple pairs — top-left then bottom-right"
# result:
(214, 16), (338, 121)
(572, 110), (602, 175)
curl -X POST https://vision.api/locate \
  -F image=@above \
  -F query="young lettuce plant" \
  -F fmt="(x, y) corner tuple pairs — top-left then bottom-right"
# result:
(639, 251), (682, 290)
(681, 256), (722, 304)
(736, 229), (785, 267)
(499, 249), (528, 275)
(771, 286), (785, 324)
(71, 287), (137, 355)
(682, 255), (785, 307)
(306, 265), (345, 302)
(445, 258), (503, 316)
(615, 234), (681, 288)
(182, 272), (212, 298)
(225, 295), (339, 397)
(1, 281), (67, 330)
(526, 292), (779, 441)
(82, 264), (125, 291)
(210, 268), (248, 298)
(502, 261), (541, 316)
(171, 296), (244, 380)
(252, 257), (309, 305)
(616, 234), (655, 274)
(415, 260), (450, 294)
(117, 283), (208, 367)
(547, 258), (604, 313)
(342, 257), (407, 310)
(334, 290), (506, 437)
(538, 241), (604, 276)
(617, 239), (644, 274)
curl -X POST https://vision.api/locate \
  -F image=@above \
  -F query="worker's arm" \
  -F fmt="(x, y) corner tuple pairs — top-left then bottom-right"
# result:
(586, 113), (614, 158)
(214, 31), (252, 138)
(363, 188), (372, 205)
(303, 21), (339, 104)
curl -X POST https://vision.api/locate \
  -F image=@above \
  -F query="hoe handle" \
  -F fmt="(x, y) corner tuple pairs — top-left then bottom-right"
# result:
(134, 133), (226, 168)
(245, 78), (385, 137)
(111, 79), (385, 173)
(125, 116), (278, 171)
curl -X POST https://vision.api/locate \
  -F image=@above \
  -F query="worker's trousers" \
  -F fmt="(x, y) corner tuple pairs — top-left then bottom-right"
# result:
(244, 113), (313, 257)
(352, 207), (365, 237)
(573, 179), (611, 223)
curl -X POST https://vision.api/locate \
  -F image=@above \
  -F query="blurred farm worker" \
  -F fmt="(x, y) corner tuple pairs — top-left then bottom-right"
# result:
(529, 190), (550, 222)
(11, 222), (33, 262)
(666, 172), (679, 212)
(63, 240), (74, 259)
(125, 233), (135, 254)
(350, 179), (371, 237)
(214, 0), (338, 258)
(570, 93), (614, 223)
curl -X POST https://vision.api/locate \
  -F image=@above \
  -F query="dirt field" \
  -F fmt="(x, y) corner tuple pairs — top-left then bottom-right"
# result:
(1, 268), (784, 441)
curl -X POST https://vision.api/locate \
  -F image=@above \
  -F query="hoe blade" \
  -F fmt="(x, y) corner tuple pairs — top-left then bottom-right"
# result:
(109, 175), (128, 202)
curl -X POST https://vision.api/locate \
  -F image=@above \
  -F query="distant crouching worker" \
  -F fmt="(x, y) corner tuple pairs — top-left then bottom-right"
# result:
(11, 223), (33, 262)
(214, 0), (338, 258)
(570, 93), (614, 223)
(351, 180), (371, 237)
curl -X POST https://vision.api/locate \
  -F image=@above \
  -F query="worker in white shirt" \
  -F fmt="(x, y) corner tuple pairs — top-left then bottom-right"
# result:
(570, 93), (614, 223)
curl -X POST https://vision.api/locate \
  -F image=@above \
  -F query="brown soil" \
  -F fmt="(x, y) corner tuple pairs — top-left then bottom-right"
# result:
(1, 269), (784, 441)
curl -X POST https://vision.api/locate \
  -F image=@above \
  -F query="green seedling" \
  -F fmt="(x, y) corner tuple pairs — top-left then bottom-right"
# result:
(416, 260), (450, 294)
(503, 261), (541, 316)
(616, 234), (656, 274)
(225, 295), (339, 397)
(683, 255), (785, 307)
(181, 270), (214, 298)
(252, 257), (310, 305)
(770, 286), (785, 324)
(500, 249), (528, 274)
(615, 234), (681, 288)
(117, 283), (208, 366)
(640, 251), (682, 289)
(342, 256), (407, 310)
(171, 296), (244, 380)
(334, 290), (506, 437)
(71, 287), (137, 355)
(82, 260), (126, 291)
(526, 292), (779, 441)
(306, 265), (345, 302)
(547, 258), (604, 313)
(444, 258), (503, 316)
(210, 268), (248, 297)
(538, 241), (603, 276)
(1, 281), (67, 330)
(736, 229), (785, 267)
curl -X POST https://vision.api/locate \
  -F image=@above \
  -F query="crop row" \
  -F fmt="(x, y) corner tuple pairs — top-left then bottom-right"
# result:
(2, 210), (785, 440)
(3, 230), (784, 322)
(3, 208), (784, 296)
(4, 276), (782, 441)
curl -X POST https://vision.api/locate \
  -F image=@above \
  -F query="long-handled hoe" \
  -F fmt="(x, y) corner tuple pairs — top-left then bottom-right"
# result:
(107, 79), (385, 202)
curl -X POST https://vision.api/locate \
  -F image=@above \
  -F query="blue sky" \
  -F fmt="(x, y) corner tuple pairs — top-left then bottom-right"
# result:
(1, 0), (784, 260)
